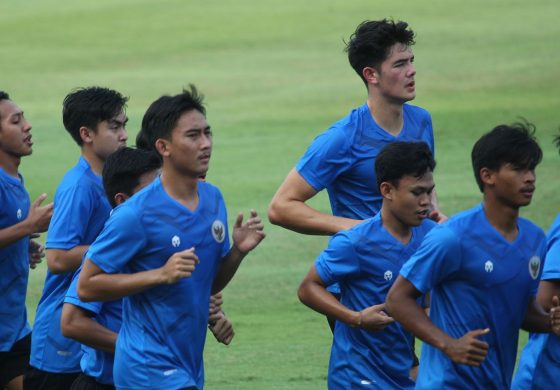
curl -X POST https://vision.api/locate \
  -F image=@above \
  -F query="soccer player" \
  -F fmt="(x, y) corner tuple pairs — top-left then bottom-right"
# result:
(268, 19), (442, 334)
(60, 147), (234, 389)
(0, 92), (53, 390)
(511, 133), (560, 389)
(77, 85), (264, 389)
(26, 87), (128, 389)
(298, 141), (437, 389)
(386, 122), (560, 388)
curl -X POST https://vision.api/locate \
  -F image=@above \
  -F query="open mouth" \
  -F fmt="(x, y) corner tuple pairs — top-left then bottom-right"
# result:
(417, 209), (429, 219)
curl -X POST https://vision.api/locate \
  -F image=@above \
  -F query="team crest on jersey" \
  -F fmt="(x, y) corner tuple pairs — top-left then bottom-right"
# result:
(16, 208), (22, 219)
(383, 270), (393, 281)
(171, 235), (180, 248)
(484, 260), (493, 273)
(528, 256), (541, 280)
(212, 220), (225, 243)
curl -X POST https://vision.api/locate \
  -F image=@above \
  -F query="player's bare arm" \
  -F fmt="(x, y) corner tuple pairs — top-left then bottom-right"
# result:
(0, 193), (52, 248)
(268, 169), (361, 235)
(29, 235), (44, 269)
(60, 303), (117, 353)
(78, 248), (199, 302)
(212, 210), (265, 294)
(298, 265), (394, 331)
(521, 295), (560, 335)
(46, 245), (88, 274)
(386, 276), (490, 366)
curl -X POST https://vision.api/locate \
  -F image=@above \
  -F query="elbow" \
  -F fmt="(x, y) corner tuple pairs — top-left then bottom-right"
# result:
(77, 280), (95, 302)
(297, 282), (309, 306)
(268, 199), (288, 227)
(60, 306), (77, 339)
(46, 252), (69, 274)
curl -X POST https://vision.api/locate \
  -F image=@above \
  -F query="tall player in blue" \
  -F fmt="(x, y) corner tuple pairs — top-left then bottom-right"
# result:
(0, 92), (53, 390)
(77, 85), (265, 390)
(298, 141), (437, 389)
(511, 133), (560, 389)
(27, 87), (128, 389)
(387, 122), (560, 389)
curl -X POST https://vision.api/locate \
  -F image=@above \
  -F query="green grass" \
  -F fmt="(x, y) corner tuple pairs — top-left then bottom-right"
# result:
(1, 0), (559, 388)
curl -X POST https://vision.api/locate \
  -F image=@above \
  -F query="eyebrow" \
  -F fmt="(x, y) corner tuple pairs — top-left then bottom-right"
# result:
(186, 126), (212, 133)
(109, 117), (128, 126)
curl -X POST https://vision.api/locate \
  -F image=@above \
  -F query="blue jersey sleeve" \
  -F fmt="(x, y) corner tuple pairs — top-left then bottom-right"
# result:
(315, 231), (360, 286)
(542, 214), (560, 281)
(47, 184), (98, 249)
(295, 127), (352, 192)
(64, 267), (102, 315)
(400, 225), (462, 293)
(86, 205), (147, 274)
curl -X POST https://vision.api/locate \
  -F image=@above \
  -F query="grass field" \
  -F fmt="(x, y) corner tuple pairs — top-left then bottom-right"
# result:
(1, 0), (560, 388)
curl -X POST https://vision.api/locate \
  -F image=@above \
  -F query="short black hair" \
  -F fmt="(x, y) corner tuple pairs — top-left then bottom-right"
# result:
(0, 91), (10, 122)
(471, 120), (542, 192)
(136, 84), (205, 153)
(345, 19), (415, 86)
(102, 147), (161, 208)
(375, 141), (435, 189)
(62, 87), (128, 146)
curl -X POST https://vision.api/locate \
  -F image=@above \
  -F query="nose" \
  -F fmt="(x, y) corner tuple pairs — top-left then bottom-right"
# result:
(408, 62), (416, 77)
(23, 118), (32, 132)
(201, 133), (212, 149)
(525, 169), (536, 183)
(120, 128), (128, 143)
(419, 192), (430, 207)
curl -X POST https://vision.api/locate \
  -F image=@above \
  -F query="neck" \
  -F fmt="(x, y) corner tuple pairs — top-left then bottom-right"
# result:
(482, 195), (519, 242)
(81, 147), (104, 176)
(0, 152), (21, 178)
(380, 206), (412, 244)
(160, 164), (199, 211)
(366, 94), (404, 136)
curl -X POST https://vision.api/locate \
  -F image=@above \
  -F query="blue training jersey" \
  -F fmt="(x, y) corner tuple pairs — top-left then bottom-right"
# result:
(512, 213), (560, 390)
(87, 177), (230, 389)
(296, 103), (434, 219)
(0, 168), (31, 351)
(296, 103), (433, 294)
(64, 266), (121, 385)
(31, 156), (112, 373)
(401, 204), (546, 389)
(315, 213), (436, 389)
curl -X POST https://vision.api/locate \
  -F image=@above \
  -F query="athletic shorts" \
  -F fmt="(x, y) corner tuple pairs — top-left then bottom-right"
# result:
(70, 373), (115, 390)
(0, 333), (31, 387)
(24, 366), (79, 390)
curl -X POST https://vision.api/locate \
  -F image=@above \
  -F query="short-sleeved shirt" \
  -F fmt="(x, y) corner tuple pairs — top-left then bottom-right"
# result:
(315, 213), (436, 389)
(511, 213), (560, 390)
(400, 204), (547, 389)
(64, 266), (121, 385)
(0, 168), (31, 351)
(296, 103), (434, 293)
(87, 177), (230, 389)
(30, 157), (112, 373)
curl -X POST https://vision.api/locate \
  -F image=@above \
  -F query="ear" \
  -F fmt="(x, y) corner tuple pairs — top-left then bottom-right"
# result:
(114, 192), (130, 206)
(79, 126), (94, 144)
(380, 181), (394, 200)
(479, 167), (496, 187)
(155, 138), (170, 157)
(362, 67), (379, 85)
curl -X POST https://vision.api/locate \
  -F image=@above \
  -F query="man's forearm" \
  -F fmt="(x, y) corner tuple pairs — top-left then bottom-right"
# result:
(212, 246), (246, 294)
(0, 220), (33, 248)
(61, 304), (117, 353)
(47, 246), (88, 274)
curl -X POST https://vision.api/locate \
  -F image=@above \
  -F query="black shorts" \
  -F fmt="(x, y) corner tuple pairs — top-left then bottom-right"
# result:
(70, 373), (115, 390)
(0, 333), (31, 387)
(24, 366), (79, 390)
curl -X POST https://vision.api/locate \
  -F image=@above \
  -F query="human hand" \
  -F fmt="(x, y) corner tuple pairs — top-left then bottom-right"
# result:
(26, 193), (53, 233)
(29, 236), (45, 269)
(232, 210), (266, 254)
(359, 303), (395, 332)
(209, 311), (235, 345)
(429, 209), (448, 224)
(550, 296), (560, 335)
(209, 292), (224, 323)
(159, 247), (199, 284)
(442, 328), (490, 366)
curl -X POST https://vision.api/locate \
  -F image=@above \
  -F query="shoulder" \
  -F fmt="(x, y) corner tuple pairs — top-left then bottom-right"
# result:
(55, 161), (101, 196)
(518, 217), (546, 240)
(403, 103), (432, 119)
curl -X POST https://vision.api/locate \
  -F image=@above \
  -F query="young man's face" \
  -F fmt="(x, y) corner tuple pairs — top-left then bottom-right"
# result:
(375, 43), (416, 103)
(165, 109), (212, 178)
(0, 99), (33, 158)
(89, 110), (128, 161)
(486, 163), (536, 208)
(385, 171), (434, 227)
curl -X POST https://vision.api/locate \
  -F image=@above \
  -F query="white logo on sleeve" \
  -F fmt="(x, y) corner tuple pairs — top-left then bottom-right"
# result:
(171, 235), (180, 248)
(163, 369), (177, 376)
(212, 220), (225, 243)
(484, 260), (493, 273)
(16, 209), (22, 219)
(383, 270), (393, 281)
(529, 256), (541, 280)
